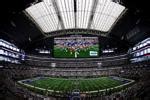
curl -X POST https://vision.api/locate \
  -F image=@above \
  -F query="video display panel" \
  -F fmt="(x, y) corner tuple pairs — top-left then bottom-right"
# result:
(54, 36), (99, 58)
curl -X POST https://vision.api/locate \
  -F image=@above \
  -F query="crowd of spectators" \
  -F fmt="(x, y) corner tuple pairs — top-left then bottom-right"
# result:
(0, 55), (149, 99)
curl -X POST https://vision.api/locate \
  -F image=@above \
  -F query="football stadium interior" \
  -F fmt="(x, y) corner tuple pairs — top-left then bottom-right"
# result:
(0, 0), (150, 100)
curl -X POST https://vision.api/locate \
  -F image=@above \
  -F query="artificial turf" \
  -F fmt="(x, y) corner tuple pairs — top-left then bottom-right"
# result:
(26, 77), (123, 92)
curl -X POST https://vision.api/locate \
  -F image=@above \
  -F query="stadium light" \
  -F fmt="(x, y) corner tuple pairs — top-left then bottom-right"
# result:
(25, 0), (125, 33)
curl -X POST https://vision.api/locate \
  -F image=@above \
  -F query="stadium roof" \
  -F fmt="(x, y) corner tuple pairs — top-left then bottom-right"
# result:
(25, 0), (125, 34)
(0, 0), (149, 50)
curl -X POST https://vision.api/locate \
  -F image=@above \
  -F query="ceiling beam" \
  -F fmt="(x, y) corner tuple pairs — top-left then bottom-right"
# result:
(46, 29), (107, 37)
(52, 0), (65, 29)
(74, 0), (77, 28)
(87, 0), (98, 29)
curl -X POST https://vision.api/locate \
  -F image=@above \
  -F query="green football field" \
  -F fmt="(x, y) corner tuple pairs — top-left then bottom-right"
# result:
(54, 45), (99, 58)
(18, 76), (133, 94)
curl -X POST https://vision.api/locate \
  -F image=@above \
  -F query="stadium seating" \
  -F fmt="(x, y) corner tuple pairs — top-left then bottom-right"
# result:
(25, 53), (128, 68)
(0, 57), (150, 99)
(0, 60), (150, 100)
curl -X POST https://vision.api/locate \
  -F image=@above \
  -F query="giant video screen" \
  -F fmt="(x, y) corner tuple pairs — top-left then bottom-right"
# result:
(54, 36), (99, 58)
